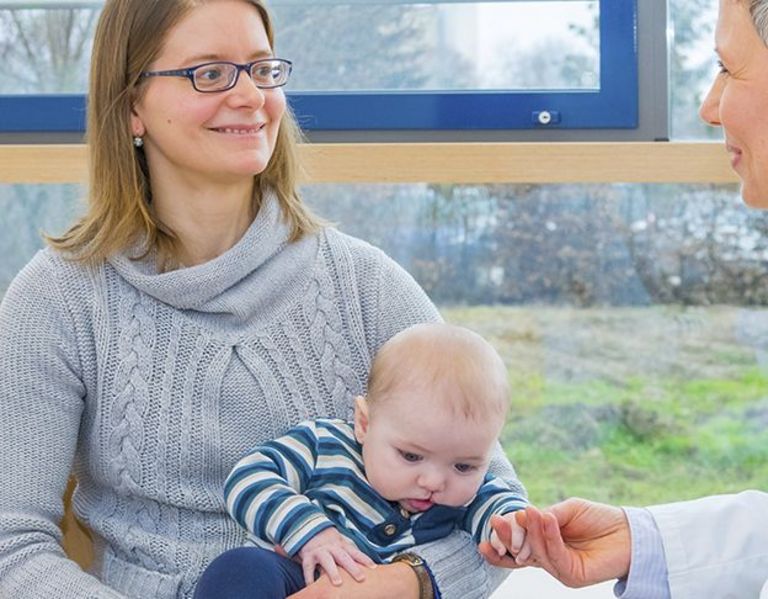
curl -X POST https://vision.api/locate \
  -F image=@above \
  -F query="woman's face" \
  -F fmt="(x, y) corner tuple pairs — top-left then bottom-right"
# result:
(131, 0), (285, 187)
(700, 0), (768, 208)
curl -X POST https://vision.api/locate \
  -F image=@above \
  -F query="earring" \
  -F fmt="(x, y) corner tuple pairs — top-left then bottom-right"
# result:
(133, 136), (144, 148)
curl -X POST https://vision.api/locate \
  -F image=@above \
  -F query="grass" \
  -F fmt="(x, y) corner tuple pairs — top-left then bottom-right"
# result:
(443, 305), (768, 506)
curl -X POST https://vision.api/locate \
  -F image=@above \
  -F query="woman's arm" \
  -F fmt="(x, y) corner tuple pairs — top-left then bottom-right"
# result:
(0, 253), (125, 598)
(287, 561), (419, 599)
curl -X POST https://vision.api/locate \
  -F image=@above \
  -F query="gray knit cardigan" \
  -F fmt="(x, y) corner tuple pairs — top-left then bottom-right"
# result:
(0, 194), (524, 598)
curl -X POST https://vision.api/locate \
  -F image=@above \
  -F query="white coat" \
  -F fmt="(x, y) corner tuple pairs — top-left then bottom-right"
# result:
(648, 490), (768, 598)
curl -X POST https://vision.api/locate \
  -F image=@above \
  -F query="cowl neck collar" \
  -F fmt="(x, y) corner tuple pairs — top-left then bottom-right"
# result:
(108, 191), (310, 321)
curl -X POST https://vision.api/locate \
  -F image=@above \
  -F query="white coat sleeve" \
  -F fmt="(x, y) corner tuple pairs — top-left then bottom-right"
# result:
(648, 490), (768, 599)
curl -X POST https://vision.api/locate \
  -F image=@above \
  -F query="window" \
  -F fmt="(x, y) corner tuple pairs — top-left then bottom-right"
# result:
(304, 180), (768, 506)
(0, 0), (663, 139)
(278, 0), (639, 132)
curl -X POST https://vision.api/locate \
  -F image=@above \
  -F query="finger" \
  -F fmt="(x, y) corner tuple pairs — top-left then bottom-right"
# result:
(332, 549), (367, 583)
(515, 539), (532, 564)
(489, 514), (514, 548)
(303, 557), (318, 587)
(490, 532), (507, 556)
(510, 520), (526, 554)
(520, 507), (561, 574)
(525, 509), (573, 584)
(339, 536), (376, 568)
(516, 507), (546, 564)
(318, 553), (343, 586)
(514, 508), (529, 530)
(478, 541), (521, 569)
(346, 546), (377, 568)
(541, 511), (574, 578)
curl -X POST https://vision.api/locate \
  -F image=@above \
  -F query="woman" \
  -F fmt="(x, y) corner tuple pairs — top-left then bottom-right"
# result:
(0, 0), (524, 597)
(480, 1), (768, 597)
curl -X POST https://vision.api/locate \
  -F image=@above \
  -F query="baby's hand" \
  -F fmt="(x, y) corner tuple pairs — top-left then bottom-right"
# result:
(488, 511), (531, 566)
(297, 527), (376, 586)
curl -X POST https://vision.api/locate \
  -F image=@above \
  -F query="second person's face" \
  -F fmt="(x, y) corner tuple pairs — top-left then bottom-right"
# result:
(700, 0), (768, 208)
(131, 0), (286, 188)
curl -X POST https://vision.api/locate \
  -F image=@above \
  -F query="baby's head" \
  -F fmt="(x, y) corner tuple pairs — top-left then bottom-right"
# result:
(354, 323), (509, 513)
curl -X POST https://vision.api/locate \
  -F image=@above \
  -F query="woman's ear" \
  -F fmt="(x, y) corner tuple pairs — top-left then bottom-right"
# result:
(130, 110), (145, 138)
(353, 395), (370, 444)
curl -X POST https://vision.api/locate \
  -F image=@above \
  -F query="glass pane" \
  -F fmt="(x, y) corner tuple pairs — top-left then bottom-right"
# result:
(302, 181), (768, 506)
(275, 1), (600, 91)
(0, 184), (82, 294)
(668, 0), (720, 139)
(0, 1), (599, 94)
(0, 8), (99, 93)
(8, 180), (766, 504)
(4, 180), (765, 584)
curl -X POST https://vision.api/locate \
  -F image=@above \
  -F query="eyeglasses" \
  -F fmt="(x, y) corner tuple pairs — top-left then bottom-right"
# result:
(140, 58), (292, 93)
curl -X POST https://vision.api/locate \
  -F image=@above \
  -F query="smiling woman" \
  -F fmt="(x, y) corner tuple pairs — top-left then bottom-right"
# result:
(129, 1), (287, 205)
(0, 0), (525, 598)
(699, 0), (768, 207)
(47, 0), (312, 271)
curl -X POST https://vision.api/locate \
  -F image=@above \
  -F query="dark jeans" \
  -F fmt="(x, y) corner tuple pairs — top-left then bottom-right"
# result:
(193, 547), (305, 599)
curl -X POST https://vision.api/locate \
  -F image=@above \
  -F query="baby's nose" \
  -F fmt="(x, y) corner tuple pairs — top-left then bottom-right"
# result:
(418, 470), (445, 492)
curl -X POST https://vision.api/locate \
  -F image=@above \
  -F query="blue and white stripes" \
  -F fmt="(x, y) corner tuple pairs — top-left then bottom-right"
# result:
(224, 419), (527, 562)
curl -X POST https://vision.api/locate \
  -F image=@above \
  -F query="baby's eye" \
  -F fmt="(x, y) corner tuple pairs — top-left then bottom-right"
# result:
(454, 463), (477, 474)
(717, 60), (729, 75)
(398, 450), (422, 463)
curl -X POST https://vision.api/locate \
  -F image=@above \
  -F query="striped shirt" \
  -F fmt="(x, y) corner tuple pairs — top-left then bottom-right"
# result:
(224, 419), (527, 562)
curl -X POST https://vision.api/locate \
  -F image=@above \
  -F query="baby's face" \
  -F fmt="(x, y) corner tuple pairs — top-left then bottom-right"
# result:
(354, 393), (501, 513)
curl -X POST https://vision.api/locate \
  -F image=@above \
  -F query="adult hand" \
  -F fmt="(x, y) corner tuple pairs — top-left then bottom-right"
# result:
(498, 499), (632, 588)
(298, 528), (376, 586)
(287, 561), (419, 599)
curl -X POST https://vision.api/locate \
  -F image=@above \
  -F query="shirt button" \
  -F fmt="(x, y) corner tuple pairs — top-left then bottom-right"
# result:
(384, 524), (397, 536)
(399, 507), (410, 519)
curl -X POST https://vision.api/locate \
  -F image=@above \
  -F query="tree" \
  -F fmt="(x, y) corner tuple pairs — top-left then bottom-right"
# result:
(0, 8), (97, 93)
(668, 0), (717, 138)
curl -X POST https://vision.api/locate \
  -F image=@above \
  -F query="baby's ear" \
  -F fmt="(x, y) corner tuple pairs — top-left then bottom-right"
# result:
(353, 396), (370, 443)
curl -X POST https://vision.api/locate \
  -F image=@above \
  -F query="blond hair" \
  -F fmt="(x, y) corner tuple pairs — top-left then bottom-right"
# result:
(367, 323), (509, 423)
(48, 0), (321, 267)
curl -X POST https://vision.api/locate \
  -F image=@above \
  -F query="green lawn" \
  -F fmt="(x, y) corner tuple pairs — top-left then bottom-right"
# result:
(443, 305), (768, 506)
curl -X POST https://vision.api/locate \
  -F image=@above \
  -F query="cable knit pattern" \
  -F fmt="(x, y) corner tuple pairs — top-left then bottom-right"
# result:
(0, 192), (522, 599)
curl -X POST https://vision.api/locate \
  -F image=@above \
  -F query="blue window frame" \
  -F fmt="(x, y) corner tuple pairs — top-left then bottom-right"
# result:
(0, 0), (637, 133)
(291, 0), (637, 131)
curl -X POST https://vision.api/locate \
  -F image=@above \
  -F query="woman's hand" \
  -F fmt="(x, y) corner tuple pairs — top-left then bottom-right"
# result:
(298, 528), (376, 586)
(481, 499), (632, 588)
(287, 561), (419, 599)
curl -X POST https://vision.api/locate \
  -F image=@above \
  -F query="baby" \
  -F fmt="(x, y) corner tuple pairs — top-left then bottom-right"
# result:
(199, 323), (528, 598)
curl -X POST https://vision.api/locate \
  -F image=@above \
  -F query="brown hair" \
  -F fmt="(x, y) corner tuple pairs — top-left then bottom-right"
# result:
(47, 0), (321, 267)
(367, 323), (510, 423)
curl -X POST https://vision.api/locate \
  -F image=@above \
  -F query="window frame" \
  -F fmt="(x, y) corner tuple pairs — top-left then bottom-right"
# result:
(290, 0), (638, 131)
(0, 0), (652, 138)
